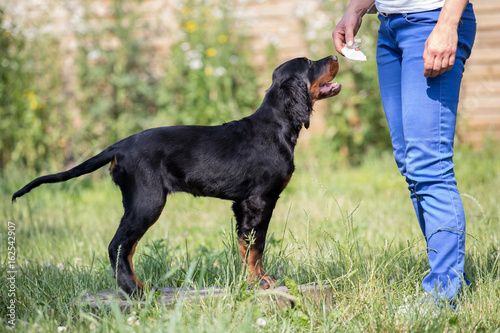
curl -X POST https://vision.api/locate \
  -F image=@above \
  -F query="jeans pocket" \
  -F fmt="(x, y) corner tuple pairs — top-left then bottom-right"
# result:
(403, 10), (440, 25)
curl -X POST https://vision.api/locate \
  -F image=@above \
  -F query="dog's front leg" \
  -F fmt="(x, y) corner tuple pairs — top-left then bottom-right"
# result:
(237, 237), (277, 289)
(232, 196), (278, 289)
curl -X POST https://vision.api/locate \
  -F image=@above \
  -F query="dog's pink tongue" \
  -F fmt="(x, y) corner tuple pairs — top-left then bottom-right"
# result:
(319, 82), (341, 93)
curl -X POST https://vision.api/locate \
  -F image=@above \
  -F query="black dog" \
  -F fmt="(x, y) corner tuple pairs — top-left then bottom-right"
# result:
(12, 56), (341, 296)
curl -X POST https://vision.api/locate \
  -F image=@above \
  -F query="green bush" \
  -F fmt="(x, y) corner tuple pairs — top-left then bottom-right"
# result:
(0, 0), (265, 170)
(304, 1), (392, 164)
(0, 10), (68, 170)
(156, 0), (261, 125)
(75, 0), (159, 153)
(0, 10), (38, 168)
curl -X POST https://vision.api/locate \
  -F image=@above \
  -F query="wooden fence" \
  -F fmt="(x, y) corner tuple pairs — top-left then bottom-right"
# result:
(459, 0), (500, 147)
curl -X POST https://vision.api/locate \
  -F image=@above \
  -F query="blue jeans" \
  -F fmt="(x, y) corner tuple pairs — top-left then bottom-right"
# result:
(376, 4), (476, 301)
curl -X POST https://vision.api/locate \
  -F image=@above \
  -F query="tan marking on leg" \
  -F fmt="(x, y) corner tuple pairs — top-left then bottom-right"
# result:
(239, 236), (263, 278)
(238, 237), (248, 261)
(239, 236), (276, 288)
(281, 174), (293, 192)
(109, 156), (117, 181)
(128, 241), (143, 289)
(248, 246), (265, 277)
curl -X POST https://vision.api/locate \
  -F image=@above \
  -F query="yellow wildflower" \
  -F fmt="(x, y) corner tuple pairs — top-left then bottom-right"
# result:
(218, 35), (228, 44)
(204, 66), (214, 76)
(206, 48), (217, 57)
(30, 99), (39, 110)
(184, 21), (198, 33)
(24, 90), (36, 100)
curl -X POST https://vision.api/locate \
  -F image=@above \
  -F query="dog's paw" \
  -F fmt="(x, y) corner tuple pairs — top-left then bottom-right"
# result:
(259, 275), (278, 289)
(126, 283), (159, 300)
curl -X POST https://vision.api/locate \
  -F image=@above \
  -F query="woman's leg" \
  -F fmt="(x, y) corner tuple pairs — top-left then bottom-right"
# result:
(377, 5), (476, 301)
(377, 15), (427, 237)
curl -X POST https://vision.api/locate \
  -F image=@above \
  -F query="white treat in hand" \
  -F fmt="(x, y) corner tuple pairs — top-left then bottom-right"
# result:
(341, 38), (367, 61)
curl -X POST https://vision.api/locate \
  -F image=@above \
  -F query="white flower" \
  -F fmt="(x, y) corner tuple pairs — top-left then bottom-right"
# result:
(295, 7), (307, 19)
(278, 26), (289, 35)
(211, 8), (224, 19)
(127, 315), (140, 326)
(94, 4), (107, 17)
(305, 30), (317, 41)
(309, 43), (320, 53)
(180, 42), (191, 52)
(256, 318), (266, 328)
(229, 55), (239, 64)
(57, 327), (67, 332)
(57, 263), (64, 271)
(87, 50), (100, 61)
(266, 33), (281, 47)
(186, 49), (202, 61)
(214, 67), (227, 77)
(189, 59), (203, 70)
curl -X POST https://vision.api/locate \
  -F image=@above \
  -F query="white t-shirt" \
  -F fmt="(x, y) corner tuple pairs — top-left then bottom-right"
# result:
(375, 0), (445, 14)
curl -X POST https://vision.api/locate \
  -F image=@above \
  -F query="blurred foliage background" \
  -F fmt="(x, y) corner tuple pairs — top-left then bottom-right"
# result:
(0, 0), (390, 171)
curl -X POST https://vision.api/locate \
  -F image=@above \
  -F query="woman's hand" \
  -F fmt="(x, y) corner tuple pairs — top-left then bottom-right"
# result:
(423, 23), (458, 78)
(332, 1), (374, 55)
(423, 0), (468, 78)
(332, 10), (364, 54)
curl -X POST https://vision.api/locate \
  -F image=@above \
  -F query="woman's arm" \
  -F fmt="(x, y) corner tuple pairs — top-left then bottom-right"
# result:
(423, 0), (469, 78)
(332, 0), (375, 55)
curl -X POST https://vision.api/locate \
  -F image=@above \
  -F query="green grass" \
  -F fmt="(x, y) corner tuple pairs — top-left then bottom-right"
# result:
(1, 139), (499, 332)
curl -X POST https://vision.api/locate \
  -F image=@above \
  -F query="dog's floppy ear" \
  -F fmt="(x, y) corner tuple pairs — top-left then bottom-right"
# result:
(278, 76), (313, 130)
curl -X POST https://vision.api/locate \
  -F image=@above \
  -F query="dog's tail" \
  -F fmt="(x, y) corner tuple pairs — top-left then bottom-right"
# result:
(12, 146), (118, 202)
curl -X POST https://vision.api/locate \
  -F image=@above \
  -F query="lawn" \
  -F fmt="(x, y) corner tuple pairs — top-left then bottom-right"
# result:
(1, 139), (499, 332)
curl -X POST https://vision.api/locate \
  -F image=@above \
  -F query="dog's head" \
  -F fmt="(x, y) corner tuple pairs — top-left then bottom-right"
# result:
(270, 56), (341, 130)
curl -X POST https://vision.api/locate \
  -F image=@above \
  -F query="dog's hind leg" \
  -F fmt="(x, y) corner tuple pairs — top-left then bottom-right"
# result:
(108, 184), (167, 297)
(232, 196), (278, 289)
